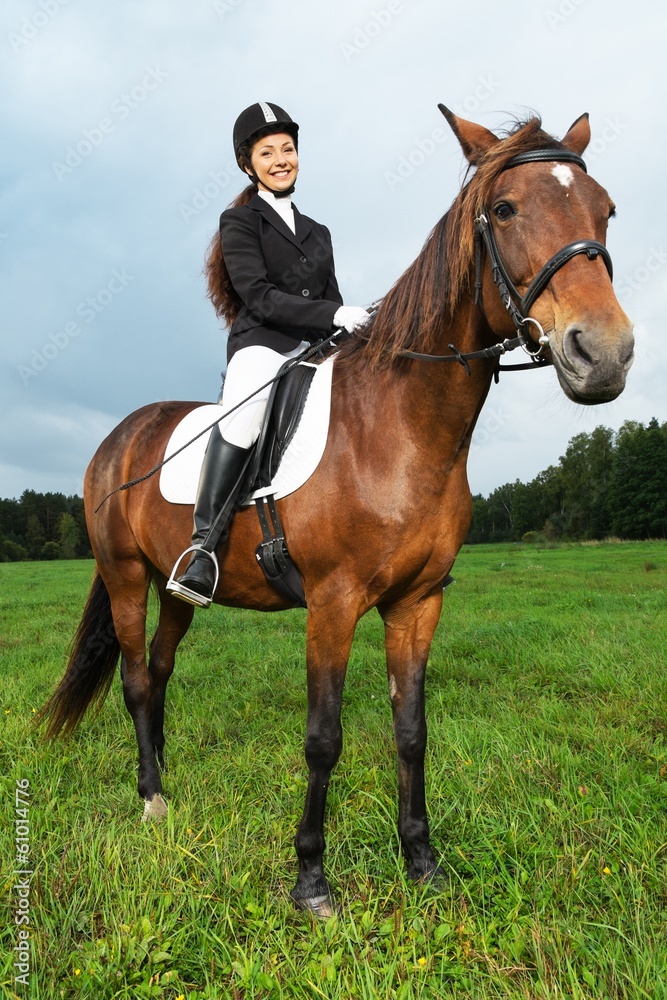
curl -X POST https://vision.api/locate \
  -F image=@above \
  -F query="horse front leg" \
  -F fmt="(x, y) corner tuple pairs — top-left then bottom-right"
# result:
(381, 588), (443, 881)
(290, 603), (357, 917)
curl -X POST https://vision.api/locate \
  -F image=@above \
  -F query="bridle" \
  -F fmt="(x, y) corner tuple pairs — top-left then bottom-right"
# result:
(400, 147), (614, 374)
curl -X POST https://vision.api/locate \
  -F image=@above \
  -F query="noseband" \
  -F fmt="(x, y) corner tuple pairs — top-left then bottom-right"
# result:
(474, 148), (613, 357)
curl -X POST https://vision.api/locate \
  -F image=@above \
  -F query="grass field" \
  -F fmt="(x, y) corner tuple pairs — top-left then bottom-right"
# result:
(1, 541), (667, 999)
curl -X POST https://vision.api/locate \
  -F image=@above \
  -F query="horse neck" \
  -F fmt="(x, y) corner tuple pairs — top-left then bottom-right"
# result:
(375, 297), (498, 450)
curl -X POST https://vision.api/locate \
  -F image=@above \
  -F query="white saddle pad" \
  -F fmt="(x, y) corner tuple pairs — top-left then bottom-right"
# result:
(159, 357), (334, 505)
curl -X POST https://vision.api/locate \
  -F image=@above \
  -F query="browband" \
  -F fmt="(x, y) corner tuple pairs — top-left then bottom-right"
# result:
(504, 148), (588, 173)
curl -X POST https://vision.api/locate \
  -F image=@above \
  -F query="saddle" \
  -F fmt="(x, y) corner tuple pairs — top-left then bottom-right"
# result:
(242, 359), (316, 493)
(239, 358), (317, 609)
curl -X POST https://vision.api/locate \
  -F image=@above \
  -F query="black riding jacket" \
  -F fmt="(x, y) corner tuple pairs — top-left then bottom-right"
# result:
(219, 192), (343, 361)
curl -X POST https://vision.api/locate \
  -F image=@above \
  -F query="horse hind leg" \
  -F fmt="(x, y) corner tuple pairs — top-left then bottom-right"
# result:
(147, 584), (194, 774)
(100, 556), (166, 820)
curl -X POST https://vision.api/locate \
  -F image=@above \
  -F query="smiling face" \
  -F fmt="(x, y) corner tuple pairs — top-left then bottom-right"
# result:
(247, 132), (299, 193)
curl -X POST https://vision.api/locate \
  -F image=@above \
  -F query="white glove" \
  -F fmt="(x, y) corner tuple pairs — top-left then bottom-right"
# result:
(333, 305), (372, 334)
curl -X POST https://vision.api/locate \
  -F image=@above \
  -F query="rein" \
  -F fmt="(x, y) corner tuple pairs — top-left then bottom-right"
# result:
(398, 147), (614, 374)
(397, 332), (548, 376)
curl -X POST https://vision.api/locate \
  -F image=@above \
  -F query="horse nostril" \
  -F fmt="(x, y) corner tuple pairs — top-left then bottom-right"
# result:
(566, 328), (596, 366)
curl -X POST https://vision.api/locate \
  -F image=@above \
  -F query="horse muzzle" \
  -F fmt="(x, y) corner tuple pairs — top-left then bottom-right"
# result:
(550, 320), (635, 404)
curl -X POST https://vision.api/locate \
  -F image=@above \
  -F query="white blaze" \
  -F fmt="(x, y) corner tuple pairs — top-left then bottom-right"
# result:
(552, 164), (574, 188)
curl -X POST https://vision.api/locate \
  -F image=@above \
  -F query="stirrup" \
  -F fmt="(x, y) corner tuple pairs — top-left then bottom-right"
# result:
(166, 545), (220, 609)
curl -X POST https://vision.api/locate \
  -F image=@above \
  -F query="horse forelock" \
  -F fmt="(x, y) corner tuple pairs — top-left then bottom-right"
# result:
(336, 116), (565, 375)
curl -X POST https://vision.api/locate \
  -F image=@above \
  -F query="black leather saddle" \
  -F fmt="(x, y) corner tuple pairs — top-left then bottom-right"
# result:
(241, 358), (316, 496)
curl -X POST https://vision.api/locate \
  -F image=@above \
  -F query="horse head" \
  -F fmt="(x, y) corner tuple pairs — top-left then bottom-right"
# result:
(440, 106), (634, 404)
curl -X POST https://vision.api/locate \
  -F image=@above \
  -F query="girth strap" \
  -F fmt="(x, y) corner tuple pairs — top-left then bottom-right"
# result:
(254, 495), (307, 608)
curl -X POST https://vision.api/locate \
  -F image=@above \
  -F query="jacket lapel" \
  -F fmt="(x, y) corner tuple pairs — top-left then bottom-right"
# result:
(293, 206), (312, 244)
(249, 192), (310, 251)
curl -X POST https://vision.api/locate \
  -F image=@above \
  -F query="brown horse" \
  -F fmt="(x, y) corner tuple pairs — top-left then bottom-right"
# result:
(40, 108), (634, 917)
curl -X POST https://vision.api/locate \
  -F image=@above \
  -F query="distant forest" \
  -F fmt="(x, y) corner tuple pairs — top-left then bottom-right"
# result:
(468, 418), (667, 543)
(1, 419), (665, 561)
(0, 492), (90, 562)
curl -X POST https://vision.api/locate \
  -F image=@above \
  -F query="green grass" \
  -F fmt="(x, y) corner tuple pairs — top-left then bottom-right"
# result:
(1, 541), (667, 999)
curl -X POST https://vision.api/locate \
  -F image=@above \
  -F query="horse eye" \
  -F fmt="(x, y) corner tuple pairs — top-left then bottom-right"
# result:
(494, 202), (514, 221)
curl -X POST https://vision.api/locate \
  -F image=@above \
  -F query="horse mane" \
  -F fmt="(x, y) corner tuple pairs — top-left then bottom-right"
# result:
(336, 116), (568, 373)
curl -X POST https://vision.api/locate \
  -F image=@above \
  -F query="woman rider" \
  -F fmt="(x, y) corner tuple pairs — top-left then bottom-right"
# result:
(167, 101), (371, 608)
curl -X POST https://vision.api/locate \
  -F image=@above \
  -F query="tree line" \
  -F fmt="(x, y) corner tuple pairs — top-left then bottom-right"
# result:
(0, 491), (90, 561)
(1, 418), (665, 560)
(467, 418), (667, 543)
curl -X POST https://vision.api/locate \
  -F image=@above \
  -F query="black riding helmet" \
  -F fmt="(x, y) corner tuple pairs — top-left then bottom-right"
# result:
(233, 102), (299, 195)
(233, 102), (299, 160)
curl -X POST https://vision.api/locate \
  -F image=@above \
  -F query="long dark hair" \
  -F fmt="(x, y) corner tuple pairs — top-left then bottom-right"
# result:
(205, 183), (255, 327)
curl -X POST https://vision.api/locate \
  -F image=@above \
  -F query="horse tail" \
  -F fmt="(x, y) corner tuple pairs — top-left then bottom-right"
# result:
(37, 571), (121, 738)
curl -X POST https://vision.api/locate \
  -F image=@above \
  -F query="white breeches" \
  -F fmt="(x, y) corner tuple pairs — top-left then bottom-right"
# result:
(216, 341), (309, 449)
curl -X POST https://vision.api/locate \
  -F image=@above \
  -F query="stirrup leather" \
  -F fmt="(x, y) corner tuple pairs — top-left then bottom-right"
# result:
(166, 545), (220, 609)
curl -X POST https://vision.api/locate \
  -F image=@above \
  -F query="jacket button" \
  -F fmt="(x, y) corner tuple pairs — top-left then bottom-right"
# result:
(300, 255), (307, 263)
(301, 289), (310, 297)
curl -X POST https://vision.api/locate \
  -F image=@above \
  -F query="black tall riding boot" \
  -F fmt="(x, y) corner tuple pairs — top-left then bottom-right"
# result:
(167, 431), (252, 608)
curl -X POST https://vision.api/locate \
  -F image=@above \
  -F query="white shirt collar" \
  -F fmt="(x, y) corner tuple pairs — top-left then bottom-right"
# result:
(257, 188), (296, 234)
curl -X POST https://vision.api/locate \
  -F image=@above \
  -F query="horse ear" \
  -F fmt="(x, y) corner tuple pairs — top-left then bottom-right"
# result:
(561, 112), (591, 155)
(438, 103), (500, 165)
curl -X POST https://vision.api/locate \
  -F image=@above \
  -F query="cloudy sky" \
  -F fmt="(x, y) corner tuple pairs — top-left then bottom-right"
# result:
(1, 0), (664, 502)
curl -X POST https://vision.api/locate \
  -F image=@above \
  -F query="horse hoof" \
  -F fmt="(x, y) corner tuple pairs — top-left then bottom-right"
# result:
(292, 893), (337, 919)
(141, 794), (168, 822)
